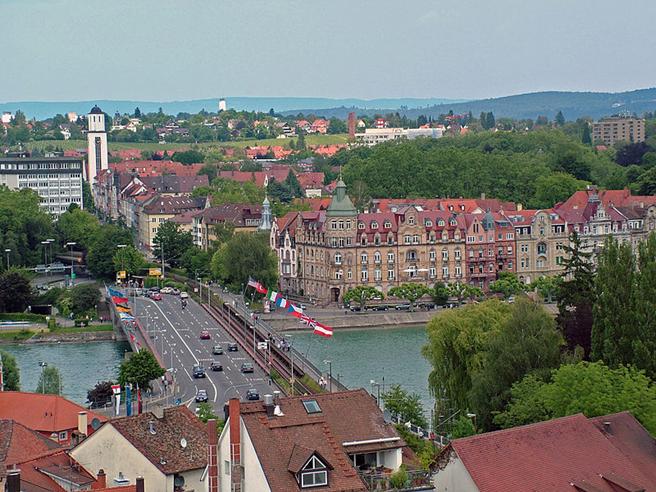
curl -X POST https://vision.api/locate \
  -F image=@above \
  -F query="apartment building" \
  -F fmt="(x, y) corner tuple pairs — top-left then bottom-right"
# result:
(354, 127), (444, 147)
(0, 156), (83, 215)
(190, 203), (263, 250)
(591, 116), (645, 145)
(137, 195), (205, 250)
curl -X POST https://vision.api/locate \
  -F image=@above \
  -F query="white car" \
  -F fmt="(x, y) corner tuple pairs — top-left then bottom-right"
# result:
(180, 292), (189, 299)
(160, 287), (173, 294)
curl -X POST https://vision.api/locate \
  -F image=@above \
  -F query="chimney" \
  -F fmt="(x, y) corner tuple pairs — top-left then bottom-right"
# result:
(95, 469), (107, 489)
(78, 411), (88, 436)
(273, 390), (281, 403)
(136, 477), (145, 492)
(263, 394), (274, 418)
(229, 398), (242, 491)
(7, 468), (20, 492)
(207, 419), (219, 492)
(480, 192), (486, 200)
(603, 421), (612, 434)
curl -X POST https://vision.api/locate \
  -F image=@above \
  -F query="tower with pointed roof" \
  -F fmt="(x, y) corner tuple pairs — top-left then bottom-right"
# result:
(326, 180), (357, 217)
(86, 105), (108, 183)
(259, 195), (272, 230)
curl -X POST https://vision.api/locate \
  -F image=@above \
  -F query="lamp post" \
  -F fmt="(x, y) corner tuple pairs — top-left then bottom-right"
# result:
(41, 241), (49, 268)
(323, 359), (332, 392)
(370, 380), (381, 409)
(116, 244), (127, 285)
(4, 249), (10, 270)
(39, 361), (48, 394)
(284, 334), (294, 396)
(466, 412), (477, 433)
(65, 242), (76, 286)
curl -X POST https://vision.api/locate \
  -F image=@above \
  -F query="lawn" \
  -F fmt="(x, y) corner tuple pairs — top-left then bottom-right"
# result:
(27, 134), (349, 153)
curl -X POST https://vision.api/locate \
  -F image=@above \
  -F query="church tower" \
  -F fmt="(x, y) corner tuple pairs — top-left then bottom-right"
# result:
(259, 195), (272, 231)
(86, 105), (108, 183)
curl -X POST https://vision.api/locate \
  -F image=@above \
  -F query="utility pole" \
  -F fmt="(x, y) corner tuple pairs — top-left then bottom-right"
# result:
(161, 239), (165, 279)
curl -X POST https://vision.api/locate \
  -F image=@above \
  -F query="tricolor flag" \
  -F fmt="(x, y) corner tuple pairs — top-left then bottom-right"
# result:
(112, 296), (129, 305)
(116, 306), (131, 313)
(268, 290), (280, 302)
(288, 304), (303, 317)
(276, 297), (288, 309)
(247, 278), (268, 294)
(312, 321), (334, 338)
(108, 287), (125, 298)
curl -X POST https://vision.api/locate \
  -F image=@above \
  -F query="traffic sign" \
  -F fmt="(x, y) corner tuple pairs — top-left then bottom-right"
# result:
(117, 270), (127, 279)
(257, 341), (268, 350)
(111, 384), (121, 395)
(149, 268), (162, 277)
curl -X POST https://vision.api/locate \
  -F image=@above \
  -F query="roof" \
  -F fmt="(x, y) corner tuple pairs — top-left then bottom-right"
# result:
(196, 203), (262, 226)
(141, 195), (206, 215)
(326, 180), (357, 217)
(89, 105), (103, 114)
(139, 174), (209, 194)
(0, 392), (106, 435)
(109, 406), (207, 475)
(0, 420), (61, 466)
(443, 413), (656, 492)
(238, 389), (405, 492)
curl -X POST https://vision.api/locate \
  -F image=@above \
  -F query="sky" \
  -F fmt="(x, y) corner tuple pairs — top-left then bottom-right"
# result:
(2, 0), (656, 102)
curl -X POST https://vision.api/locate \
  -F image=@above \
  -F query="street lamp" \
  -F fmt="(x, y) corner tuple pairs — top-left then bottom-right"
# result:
(466, 412), (477, 432)
(116, 244), (127, 285)
(65, 242), (76, 286)
(41, 241), (49, 267)
(370, 379), (381, 408)
(323, 360), (332, 392)
(284, 334), (295, 396)
(38, 361), (48, 393)
(4, 249), (10, 270)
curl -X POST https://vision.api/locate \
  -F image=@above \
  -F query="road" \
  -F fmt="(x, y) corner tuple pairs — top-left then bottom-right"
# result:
(130, 291), (277, 414)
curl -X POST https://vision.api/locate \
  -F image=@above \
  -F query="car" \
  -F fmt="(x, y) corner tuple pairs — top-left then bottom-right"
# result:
(200, 330), (211, 340)
(227, 343), (238, 352)
(150, 293), (162, 301)
(212, 345), (223, 355)
(180, 292), (189, 299)
(148, 286), (160, 293)
(246, 388), (260, 401)
(171, 288), (180, 295)
(371, 304), (389, 311)
(349, 305), (362, 312)
(210, 361), (223, 372)
(192, 365), (206, 378)
(240, 362), (254, 373)
(195, 389), (208, 402)
(160, 287), (173, 294)
(395, 303), (411, 311)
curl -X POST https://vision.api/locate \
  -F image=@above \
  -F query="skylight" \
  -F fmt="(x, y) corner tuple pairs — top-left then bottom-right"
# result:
(302, 399), (321, 414)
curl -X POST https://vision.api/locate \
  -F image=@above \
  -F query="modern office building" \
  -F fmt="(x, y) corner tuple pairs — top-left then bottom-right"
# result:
(0, 156), (84, 215)
(591, 116), (645, 145)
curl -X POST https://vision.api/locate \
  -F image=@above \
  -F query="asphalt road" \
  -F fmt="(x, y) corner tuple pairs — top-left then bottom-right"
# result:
(131, 292), (277, 414)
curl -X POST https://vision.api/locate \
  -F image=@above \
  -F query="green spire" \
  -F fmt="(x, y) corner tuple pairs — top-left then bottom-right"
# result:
(326, 180), (357, 217)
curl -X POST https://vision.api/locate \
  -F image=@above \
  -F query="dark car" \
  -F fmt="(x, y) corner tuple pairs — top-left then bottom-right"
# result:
(148, 286), (160, 293)
(195, 389), (208, 403)
(210, 361), (223, 372)
(371, 304), (389, 311)
(200, 330), (211, 340)
(395, 303), (411, 311)
(240, 362), (254, 373)
(212, 345), (223, 355)
(192, 364), (206, 378)
(246, 388), (260, 401)
(227, 343), (238, 352)
(349, 305), (362, 312)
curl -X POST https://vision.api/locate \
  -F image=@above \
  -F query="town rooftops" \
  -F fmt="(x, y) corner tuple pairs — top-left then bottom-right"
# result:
(237, 389), (406, 492)
(109, 406), (207, 475)
(141, 195), (206, 215)
(0, 419), (61, 466)
(0, 392), (106, 435)
(139, 174), (209, 194)
(439, 412), (656, 492)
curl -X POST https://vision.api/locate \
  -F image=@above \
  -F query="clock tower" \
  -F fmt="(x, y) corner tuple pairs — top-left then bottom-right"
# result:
(86, 105), (108, 183)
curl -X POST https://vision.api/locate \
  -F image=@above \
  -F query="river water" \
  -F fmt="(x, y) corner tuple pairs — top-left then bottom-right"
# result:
(289, 325), (434, 413)
(2, 341), (131, 404)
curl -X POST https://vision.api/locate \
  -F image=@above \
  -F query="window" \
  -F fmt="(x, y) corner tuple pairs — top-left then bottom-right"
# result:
(361, 253), (368, 264)
(335, 253), (342, 265)
(300, 456), (328, 488)
(347, 270), (352, 279)
(442, 266), (449, 278)
(387, 252), (395, 263)
(374, 269), (381, 281)
(429, 250), (436, 261)
(335, 270), (342, 280)
(374, 252), (381, 264)
(430, 267), (436, 278)
(358, 222), (365, 230)
(408, 216), (415, 225)
(361, 270), (368, 281)
(361, 234), (367, 246)
(371, 221), (378, 229)
(384, 221), (392, 229)
(424, 219), (432, 227)
(224, 460), (231, 475)
(537, 243), (547, 255)
(442, 250), (448, 261)
(59, 431), (67, 441)
(387, 269), (395, 280)
(302, 399), (322, 414)
(404, 235), (411, 245)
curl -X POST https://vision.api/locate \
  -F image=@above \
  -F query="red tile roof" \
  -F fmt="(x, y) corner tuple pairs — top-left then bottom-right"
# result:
(442, 413), (656, 492)
(0, 420), (61, 466)
(0, 392), (106, 435)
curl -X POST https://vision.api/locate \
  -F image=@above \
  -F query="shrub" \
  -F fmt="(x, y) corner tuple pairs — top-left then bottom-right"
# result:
(389, 466), (408, 489)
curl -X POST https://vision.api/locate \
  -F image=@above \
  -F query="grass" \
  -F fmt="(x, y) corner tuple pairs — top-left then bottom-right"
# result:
(52, 324), (113, 334)
(0, 313), (47, 323)
(26, 134), (349, 153)
(0, 330), (36, 342)
(0, 324), (113, 342)
(270, 368), (293, 395)
(300, 374), (324, 393)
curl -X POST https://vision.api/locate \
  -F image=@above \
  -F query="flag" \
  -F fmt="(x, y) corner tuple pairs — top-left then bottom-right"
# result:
(112, 296), (129, 304)
(268, 290), (279, 302)
(313, 321), (334, 338)
(137, 387), (143, 414)
(116, 306), (131, 313)
(247, 278), (268, 294)
(108, 287), (125, 297)
(276, 297), (288, 308)
(126, 385), (132, 417)
(288, 304), (303, 317)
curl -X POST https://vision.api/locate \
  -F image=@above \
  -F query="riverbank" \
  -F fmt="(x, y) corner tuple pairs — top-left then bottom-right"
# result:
(0, 325), (117, 345)
(265, 309), (437, 332)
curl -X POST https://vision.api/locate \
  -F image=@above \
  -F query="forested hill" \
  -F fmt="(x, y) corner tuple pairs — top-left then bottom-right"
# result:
(283, 88), (656, 121)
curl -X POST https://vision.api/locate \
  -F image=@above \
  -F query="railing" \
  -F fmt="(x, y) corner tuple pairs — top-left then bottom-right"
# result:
(357, 469), (433, 491)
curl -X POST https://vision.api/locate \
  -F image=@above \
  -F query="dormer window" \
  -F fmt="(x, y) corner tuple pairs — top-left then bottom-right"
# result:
(371, 221), (378, 229)
(384, 221), (392, 229)
(300, 456), (328, 488)
(358, 222), (365, 230)
(424, 219), (432, 227)
(438, 219), (445, 227)
(408, 216), (415, 225)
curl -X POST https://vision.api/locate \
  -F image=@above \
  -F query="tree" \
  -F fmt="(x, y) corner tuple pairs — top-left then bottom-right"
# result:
(0, 269), (33, 313)
(635, 167), (656, 195)
(171, 149), (204, 165)
(36, 365), (62, 395)
(213, 222), (235, 246)
(431, 283), (449, 306)
(581, 123), (592, 145)
(447, 282), (482, 306)
(557, 232), (595, 357)
(531, 173), (589, 209)
(87, 224), (133, 279)
(284, 171), (303, 198)
(530, 275), (562, 303)
(388, 283), (429, 307)
(113, 245), (146, 276)
(296, 132), (306, 150)
(134, 107), (141, 118)
(631, 234), (656, 378)
(615, 142), (651, 166)
(381, 385), (427, 428)
(0, 350), (20, 390)
(495, 362), (656, 435)
(56, 208), (101, 251)
(70, 284), (101, 315)
(196, 402), (226, 435)
(211, 233), (278, 291)
(450, 415), (477, 438)
(489, 272), (525, 299)
(591, 236), (636, 367)
(87, 380), (115, 408)
(555, 111), (566, 126)
(468, 298), (563, 430)
(343, 286), (381, 309)
(118, 350), (165, 390)
(152, 222), (194, 269)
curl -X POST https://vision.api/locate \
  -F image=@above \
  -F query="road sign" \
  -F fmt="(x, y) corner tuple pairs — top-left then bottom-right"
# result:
(257, 341), (268, 350)
(149, 268), (162, 277)
(117, 270), (127, 279)
(111, 384), (121, 395)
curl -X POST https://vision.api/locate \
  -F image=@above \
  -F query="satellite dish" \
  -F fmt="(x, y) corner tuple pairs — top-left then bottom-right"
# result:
(91, 418), (102, 430)
(180, 438), (187, 449)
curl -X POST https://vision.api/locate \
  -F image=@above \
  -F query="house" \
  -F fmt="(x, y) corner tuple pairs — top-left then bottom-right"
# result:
(191, 203), (263, 250)
(0, 392), (106, 447)
(137, 195), (206, 250)
(433, 412), (656, 492)
(218, 389), (410, 492)
(296, 172), (325, 198)
(310, 119), (329, 134)
(70, 407), (208, 492)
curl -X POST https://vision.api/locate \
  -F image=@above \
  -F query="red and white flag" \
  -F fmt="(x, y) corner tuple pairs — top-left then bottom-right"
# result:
(312, 321), (333, 338)
(247, 278), (268, 294)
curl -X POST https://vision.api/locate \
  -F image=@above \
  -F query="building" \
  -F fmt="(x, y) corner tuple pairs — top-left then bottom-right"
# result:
(218, 389), (409, 492)
(137, 195), (206, 250)
(86, 105), (109, 184)
(70, 407), (208, 492)
(218, 98), (227, 112)
(189, 203), (263, 250)
(354, 127), (444, 147)
(591, 116), (645, 145)
(0, 156), (84, 215)
(271, 212), (300, 292)
(433, 412), (656, 492)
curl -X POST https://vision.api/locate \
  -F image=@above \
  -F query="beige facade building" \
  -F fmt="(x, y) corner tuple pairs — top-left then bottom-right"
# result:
(136, 195), (205, 251)
(591, 116), (645, 145)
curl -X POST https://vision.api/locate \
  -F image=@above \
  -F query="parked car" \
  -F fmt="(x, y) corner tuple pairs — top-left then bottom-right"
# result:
(240, 362), (254, 373)
(180, 292), (189, 299)
(246, 388), (260, 401)
(148, 286), (160, 293)
(160, 287), (173, 294)
(200, 330), (211, 340)
(192, 365), (206, 378)
(227, 343), (238, 352)
(171, 288), (180, 295)
(195, 389), (208, 402)
(394, 304), (411, 311)
(371, 304), (389, 311)
(212, 345), (223, 355)
(349, 305), (362, 312)
(210, 361), (223, 372)
(150, 293), (162, 301)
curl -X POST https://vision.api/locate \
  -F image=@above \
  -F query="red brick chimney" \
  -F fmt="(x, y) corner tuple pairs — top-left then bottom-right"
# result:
(229, 398), (241, 491)
(348, 112), (356, 138)
(136, 476), (145, 492)
(93, 469), (106, 489)
(207, 419), (219, 492)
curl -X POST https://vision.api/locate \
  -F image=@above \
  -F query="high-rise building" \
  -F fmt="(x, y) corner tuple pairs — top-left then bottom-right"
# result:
(86, 105), (108, 183)
(591, 116), (645, 146)
(218, 98), (227, 112)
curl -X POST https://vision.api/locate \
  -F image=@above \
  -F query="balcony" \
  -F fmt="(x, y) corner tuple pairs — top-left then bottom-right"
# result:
(358, 469), (432, 491)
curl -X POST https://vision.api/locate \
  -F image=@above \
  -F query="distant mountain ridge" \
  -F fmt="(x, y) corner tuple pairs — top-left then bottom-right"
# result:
(0, 97), (461, 120)
(281, 88), (656, 121)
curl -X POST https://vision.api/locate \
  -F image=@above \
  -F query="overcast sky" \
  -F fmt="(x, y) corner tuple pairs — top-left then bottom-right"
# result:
(2, 0), (655, 102)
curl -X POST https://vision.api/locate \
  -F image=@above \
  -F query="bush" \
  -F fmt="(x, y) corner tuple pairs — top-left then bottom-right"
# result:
(0, 312), (47, 323)
(389, 466), (408, 489)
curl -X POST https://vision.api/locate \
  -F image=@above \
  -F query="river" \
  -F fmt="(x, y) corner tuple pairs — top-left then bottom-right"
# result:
(289, 325), (434, 414)
(2, 341), (131, 404)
